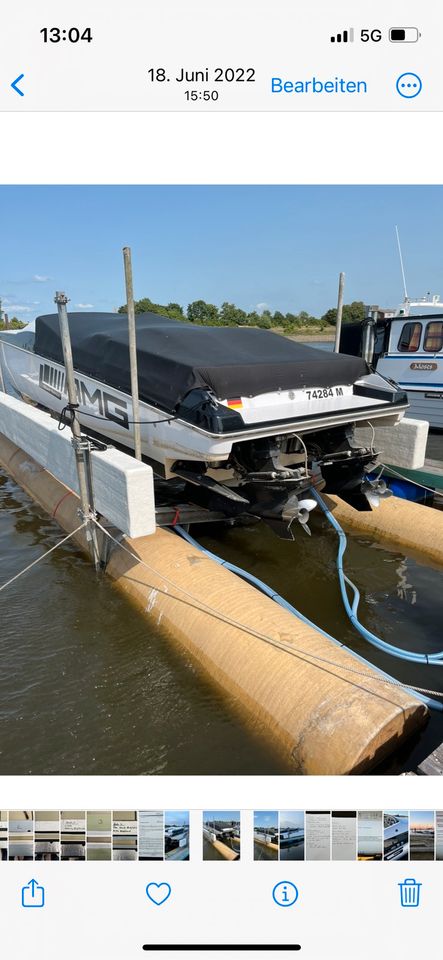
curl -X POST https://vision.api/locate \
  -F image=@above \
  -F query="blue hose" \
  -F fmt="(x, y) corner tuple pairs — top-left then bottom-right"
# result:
(311, 488), (443, 668)
(174, 522), (443, 713)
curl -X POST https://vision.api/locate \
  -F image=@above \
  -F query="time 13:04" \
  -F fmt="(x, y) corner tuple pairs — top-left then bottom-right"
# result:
(40, 27), (93, 43)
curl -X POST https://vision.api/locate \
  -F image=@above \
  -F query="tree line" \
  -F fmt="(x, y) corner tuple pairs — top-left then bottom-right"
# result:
(0, 317), (26, 331)
(118, 297), (365, 331)
(0, 301), (366, 333)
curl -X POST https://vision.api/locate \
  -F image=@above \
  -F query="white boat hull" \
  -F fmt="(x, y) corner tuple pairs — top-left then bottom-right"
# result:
(0, 338), (407, 477)
(0, 322), (409, 537)
(398, 390), (443, 430)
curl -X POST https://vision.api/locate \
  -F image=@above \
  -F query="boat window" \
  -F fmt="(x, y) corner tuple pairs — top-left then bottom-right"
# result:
(397, 322), (422, 352)
(424, 321), (443, 352)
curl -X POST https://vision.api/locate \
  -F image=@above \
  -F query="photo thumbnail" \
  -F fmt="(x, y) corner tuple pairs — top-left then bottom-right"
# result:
(203, 812), (240, 861)
(254, 811), (279, 861)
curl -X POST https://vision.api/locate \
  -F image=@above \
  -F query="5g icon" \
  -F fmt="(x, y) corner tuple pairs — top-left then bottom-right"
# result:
(361, 28), (382, 41)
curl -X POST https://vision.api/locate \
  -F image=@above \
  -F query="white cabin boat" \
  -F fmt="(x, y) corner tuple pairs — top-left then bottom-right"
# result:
(377, 298), (443, 429)
(341, 296), (443, 430)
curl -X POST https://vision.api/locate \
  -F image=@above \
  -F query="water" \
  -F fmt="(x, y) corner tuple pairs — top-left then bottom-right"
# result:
(2, 446), (443, 775)
(254, 842), (278, 861)
(0, 471), (284, 776)
(280, 841), (304, 861)
(197, 506), (443, 772)
(288, 338), (333, 352)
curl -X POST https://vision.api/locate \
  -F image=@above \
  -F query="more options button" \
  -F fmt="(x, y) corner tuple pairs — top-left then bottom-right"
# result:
(396, 72), (422, 98)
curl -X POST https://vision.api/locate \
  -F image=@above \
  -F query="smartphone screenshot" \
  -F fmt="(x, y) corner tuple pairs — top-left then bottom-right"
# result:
(0, 1), (442, 957)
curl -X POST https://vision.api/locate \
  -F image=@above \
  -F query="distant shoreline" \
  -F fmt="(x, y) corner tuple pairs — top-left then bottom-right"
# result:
(287, 334), (334, 342)
(279, 331), (335, 342)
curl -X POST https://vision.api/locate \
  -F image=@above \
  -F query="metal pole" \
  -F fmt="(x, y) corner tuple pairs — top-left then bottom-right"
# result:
(334, 271), (345, 353)
(0, 344), (6, 393)
(362, 306), (377, 366)
(0, 299), (5, 392)
(123, 246), (142, 460)
(54, 291), (101, 570)
(395, 225), (408, 300)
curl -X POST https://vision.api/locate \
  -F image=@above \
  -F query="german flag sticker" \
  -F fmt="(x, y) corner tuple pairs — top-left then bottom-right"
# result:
(227, 398), (243, 409)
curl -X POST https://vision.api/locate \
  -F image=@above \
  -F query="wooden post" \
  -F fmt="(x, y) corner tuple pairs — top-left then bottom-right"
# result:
(334, 272), (345, 353)
(123, 247), (142, 461)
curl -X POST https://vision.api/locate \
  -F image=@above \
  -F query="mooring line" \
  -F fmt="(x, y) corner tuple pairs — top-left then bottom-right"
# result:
(0, 521), (87, 593)
(380, 462), (442, 496)
(2, 505), (440, 703)
(93, 518), (443, 703)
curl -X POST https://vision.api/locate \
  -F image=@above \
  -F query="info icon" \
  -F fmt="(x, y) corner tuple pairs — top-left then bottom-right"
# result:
(272, 881), (299, 907)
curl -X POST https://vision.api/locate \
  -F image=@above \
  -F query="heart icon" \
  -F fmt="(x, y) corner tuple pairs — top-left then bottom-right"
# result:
(146, 882), (172, 906)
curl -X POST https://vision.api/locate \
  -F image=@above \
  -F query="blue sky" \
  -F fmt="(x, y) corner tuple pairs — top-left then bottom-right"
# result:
(164, 811), (189, 826)
(280, 811), (304, 829)
(409, 811), (435, 829)
(1, 186), (443, 323)
(254, 810), (278, 828)
(203, 811), (240, 822)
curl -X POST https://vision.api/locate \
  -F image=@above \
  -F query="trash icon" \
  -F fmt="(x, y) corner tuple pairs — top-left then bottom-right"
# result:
(398, 878), (421, 908)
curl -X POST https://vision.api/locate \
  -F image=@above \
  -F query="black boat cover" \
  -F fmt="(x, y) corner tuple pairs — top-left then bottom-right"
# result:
(34, 312), (369, 413)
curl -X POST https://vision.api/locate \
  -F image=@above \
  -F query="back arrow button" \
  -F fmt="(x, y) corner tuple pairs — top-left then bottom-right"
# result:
(11, 74), (25, 97)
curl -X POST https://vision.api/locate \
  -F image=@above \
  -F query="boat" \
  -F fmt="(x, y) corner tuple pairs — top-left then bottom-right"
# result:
(279, 827), (304, 848)
(0, 310), (409, 537)
(164, 826), (189, 855)
(254, 826), (279, 843)
(340, 295), (443, 430)
(383, 815), (409, 861)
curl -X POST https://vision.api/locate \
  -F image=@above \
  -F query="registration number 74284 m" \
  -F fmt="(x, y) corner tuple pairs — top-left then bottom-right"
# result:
(304, 386), (345, 400)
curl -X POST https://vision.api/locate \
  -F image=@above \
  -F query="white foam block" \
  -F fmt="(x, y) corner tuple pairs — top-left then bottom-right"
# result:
(354, 416), (428, 470)
(0, 392), (155, 538)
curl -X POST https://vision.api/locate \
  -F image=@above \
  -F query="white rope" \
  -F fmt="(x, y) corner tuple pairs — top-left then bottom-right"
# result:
(380, 462), (442, 496)
(366, 420), (376, 456)
(94, 519), (443, 701)
(0, 521), (88, 593)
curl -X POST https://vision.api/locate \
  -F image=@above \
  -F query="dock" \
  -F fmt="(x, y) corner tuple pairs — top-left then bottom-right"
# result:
(417, 744), (443, 776)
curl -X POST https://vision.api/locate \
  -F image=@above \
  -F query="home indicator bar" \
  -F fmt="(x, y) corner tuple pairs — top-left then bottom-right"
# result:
(142, 947), (302, 953)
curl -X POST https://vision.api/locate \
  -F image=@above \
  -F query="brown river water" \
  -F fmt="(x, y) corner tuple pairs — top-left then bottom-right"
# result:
(1, 448), (443, 776)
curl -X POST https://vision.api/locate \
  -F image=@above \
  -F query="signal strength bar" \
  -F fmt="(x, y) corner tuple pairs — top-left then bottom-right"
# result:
(330, 28), (354, 43)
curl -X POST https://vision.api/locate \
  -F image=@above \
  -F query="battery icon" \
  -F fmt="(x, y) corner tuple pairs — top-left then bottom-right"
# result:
(389, 28), (420, 42)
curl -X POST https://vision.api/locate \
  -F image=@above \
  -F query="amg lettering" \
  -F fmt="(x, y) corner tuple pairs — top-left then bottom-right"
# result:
(78, 380), (129, 429)
(80, 382), (104, 414)
(103, 392), (129, 429)
(39, 362), (129, 430)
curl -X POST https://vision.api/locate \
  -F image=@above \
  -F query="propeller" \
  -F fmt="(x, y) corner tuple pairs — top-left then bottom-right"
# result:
(295, 497), (318, 535)
(362, 477), (393, 509)
(261, 494), (318, 539)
